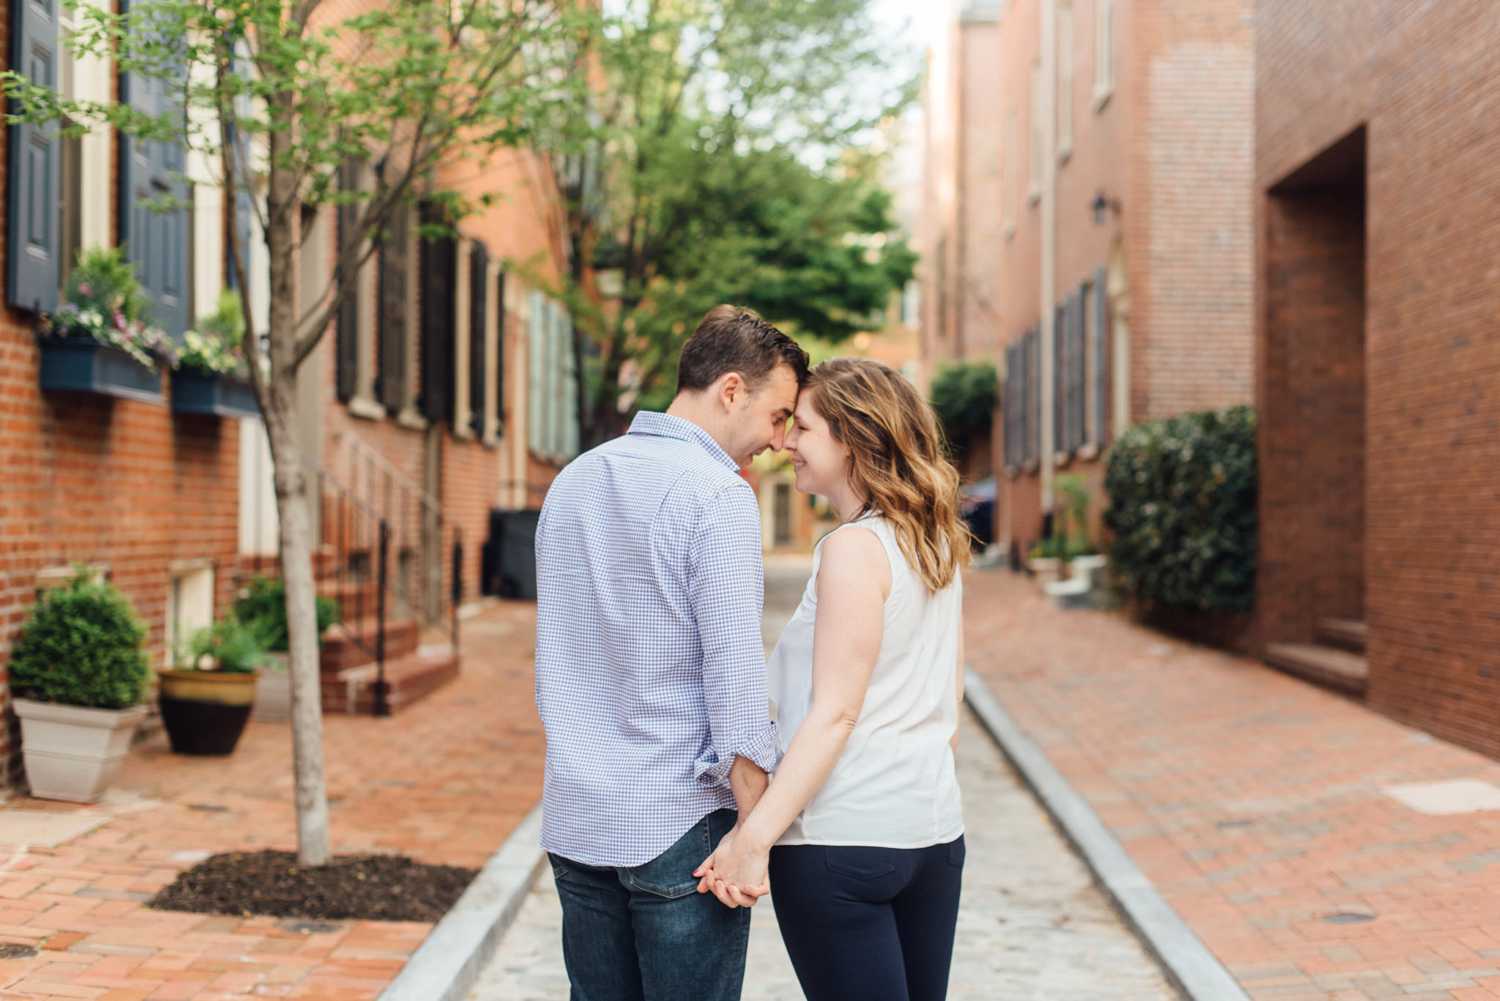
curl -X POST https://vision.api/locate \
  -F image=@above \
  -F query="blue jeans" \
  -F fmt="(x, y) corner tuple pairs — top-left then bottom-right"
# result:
(549, 808), (749, 1001)
(769, 837), (965, 1001)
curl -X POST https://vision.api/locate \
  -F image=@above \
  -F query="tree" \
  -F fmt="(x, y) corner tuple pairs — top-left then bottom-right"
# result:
(930, 361), (999, 461)
(4, 0), (574, 864)
(537, 0), (919, 444)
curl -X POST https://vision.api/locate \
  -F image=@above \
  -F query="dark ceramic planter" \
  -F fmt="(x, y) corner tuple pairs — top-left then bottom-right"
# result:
(157, 670), (258, 756)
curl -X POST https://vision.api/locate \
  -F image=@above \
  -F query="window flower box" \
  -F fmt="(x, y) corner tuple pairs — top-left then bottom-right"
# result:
(171, 369), (259, 419)
(37, 335), (164, 404)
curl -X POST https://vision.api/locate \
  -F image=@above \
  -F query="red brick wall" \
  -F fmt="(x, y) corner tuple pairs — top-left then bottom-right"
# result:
(1256, 0), (1500, 757)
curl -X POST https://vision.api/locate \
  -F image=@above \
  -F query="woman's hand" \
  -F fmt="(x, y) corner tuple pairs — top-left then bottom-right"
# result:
(694, 825), (769, 908)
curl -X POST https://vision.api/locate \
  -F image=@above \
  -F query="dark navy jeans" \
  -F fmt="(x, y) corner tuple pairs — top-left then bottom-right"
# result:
(769, 837), (965, 1001)
(548, 808), (749, 1001)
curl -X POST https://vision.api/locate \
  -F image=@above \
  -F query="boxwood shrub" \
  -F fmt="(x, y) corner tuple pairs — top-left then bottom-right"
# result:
(1103, 405), (1257, 613)
(9, 574), (151, 709)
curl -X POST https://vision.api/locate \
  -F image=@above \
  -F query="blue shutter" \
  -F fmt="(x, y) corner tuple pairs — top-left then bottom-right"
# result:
(468, 242), (488, 436)
(118, 7), (191, 339)
(1092, 266), (1110, 444)
(6, 0), (61, 314)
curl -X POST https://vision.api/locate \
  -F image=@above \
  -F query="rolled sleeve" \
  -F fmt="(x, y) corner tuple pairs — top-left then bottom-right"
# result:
(687, 482), (781, 786)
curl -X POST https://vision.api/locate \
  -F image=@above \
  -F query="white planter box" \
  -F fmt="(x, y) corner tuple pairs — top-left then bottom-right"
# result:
(12, 698), (147, 803)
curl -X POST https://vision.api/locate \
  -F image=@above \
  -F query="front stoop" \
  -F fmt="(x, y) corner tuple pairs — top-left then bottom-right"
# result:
(1263, 640), (1368, 696)
(322, 644), (461, 715)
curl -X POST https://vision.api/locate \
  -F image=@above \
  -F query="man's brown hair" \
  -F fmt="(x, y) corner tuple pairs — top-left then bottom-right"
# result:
(675, 305), (810, 395)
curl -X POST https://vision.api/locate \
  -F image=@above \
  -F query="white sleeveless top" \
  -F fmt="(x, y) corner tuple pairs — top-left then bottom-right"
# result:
(768, 516), (964, 848)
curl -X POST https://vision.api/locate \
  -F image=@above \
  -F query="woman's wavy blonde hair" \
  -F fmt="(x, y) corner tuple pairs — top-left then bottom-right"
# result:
(805, 358), (971, 592)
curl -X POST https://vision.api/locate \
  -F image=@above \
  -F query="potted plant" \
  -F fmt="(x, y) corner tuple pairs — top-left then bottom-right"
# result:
(159, 616), (266, 755)
(171, 290), (260, 419)
(8, 572), (152, 802)
(36, 247), (175, 404)
(233, 577), (340, 722)
(1027, 535), (1066, 588)
(1057, 474), (1108, 578)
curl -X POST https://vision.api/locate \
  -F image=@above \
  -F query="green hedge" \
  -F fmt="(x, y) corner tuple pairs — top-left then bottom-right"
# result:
(9, 574), (151, 709)
(929, 361), (997, 458)
(1103, 406), (1257, 613)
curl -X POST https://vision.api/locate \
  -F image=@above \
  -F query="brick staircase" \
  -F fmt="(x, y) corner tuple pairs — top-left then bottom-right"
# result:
(1263, 617), (1368, 696)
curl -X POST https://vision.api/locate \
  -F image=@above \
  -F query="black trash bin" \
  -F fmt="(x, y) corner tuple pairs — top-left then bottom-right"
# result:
(484, 508), (542, 600)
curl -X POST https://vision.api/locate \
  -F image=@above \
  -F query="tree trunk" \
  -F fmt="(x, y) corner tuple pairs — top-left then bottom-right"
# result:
(263, 130), (333, 867)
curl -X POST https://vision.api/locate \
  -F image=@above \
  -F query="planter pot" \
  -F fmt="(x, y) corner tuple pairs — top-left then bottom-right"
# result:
(158, 669), (258, 755)
(253, 654), (291, 723)
(1029, 557), (1062, 588)
(37, 336), (163, 404)
(12, 698), (148, 803)
(170, 370), (259, 419)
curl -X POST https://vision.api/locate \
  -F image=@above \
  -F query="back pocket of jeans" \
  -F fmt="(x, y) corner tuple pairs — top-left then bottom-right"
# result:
(824, 846), (897, 880)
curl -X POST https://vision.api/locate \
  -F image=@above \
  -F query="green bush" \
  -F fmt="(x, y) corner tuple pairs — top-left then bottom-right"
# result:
(182, 616), (267, 673)
(1103, 405), (1257, 613)
(233, 577), (340, 653)
(8, 573), (151, 709)
(929, 361), (997, 458)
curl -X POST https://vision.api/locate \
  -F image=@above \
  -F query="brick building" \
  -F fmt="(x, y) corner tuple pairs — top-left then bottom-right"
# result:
(1254, 0), (1500, 759)
(1, 0), (576, 778)
(923, 0), (1255, 552)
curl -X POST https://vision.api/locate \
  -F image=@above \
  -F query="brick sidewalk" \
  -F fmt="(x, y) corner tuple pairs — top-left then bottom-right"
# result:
(0, 599), (544, 1000)
(966, 568), (1500, 1001)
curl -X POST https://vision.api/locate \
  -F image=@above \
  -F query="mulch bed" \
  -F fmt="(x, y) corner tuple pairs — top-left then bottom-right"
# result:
(148, 850), (478, 922)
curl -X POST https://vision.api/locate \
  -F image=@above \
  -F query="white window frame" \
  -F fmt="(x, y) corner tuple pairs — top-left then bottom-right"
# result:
(1057, 2), (1074, 163)
(1028, 61), (1043, 204)
(1093, 0), (1115, 111)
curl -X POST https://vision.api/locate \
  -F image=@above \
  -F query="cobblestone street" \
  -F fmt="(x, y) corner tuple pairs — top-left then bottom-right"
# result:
(470, 557), (1175, 1000)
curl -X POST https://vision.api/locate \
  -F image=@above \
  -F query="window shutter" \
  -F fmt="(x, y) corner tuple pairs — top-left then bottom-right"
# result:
(376, 203), (409, 412)
(334, 160), (359, 403)
(1053, 304), (1067, 456)
(527, 291), (544, 454)
(493, 269), (506, 433)
(1092, 266), (1110, 444)
(224, 50), (254, 293)
(1003, 344), (1018, 467)
(118, 17), (191, 339)
(1074, 288), (1086, 447)
(1025, 328), (1040, 464)
(468, 242), (488, 436)
(417, 203), (456, 425)
(6, 0), (61, 314)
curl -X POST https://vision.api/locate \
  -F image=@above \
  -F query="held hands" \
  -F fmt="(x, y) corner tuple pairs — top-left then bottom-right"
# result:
(694, 824), (770, 909)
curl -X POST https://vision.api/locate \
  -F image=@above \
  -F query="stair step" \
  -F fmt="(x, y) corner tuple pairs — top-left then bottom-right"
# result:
(1264, 642), (1368, 696)
(317, 579), (382, 617)
(1317, 618), (1367, 653)
(322, 645), (461, 715)
(320, 616), (420, 672)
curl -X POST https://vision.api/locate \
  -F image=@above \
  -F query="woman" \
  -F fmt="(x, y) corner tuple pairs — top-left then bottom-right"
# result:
(695, 358), (970, 1001)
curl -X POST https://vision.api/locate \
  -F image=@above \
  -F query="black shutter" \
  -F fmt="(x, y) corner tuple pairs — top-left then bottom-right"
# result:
(468, 243), (488, 436)
(417, 203), (455, 425)
(334, 160), (359, 403)
(1053, 304), (1067, 457)
(1024, 329), (1039, 464)
(1092, 266), (1110, 444)
(493, 270), (506, 434)
(1070, 290), (1086, 451)
(119, 15), (191, 339)
(6, 0), (61, 314)
(377, 204), (409, 412)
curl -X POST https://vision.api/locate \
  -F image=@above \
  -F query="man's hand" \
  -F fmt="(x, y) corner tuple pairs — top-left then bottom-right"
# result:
(694, 824), (769, 909)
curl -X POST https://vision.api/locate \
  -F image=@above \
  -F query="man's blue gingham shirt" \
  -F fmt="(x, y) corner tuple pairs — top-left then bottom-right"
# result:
(534, 411), (780, 868)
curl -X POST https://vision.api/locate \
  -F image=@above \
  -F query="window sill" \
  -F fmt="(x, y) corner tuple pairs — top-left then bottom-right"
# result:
(1024, 459), (1040, 475)
(1055, 450), (1075, 469)
(1057, 145), (1072, 166)
(482, 433), (503, 450)
(452, 422), (476, 442)
(1092, 88), (1113, 114)
(1077, 442), (1101, 462)
(347, 395), (386, 422)
(396, 408), (429, 431)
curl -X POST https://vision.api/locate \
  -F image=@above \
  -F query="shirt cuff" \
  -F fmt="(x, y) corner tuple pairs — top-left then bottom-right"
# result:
(694, 723), (782, 786)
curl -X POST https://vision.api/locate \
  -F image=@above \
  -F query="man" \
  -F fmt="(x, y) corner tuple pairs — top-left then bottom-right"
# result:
(535, 305), (809, 1000)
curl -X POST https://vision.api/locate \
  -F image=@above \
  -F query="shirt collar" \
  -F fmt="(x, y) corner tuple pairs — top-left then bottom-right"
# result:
(628, 411), (740, 471)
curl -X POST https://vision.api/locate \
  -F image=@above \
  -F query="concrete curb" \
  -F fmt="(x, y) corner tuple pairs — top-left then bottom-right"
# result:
(378, 804), (545, 1001)
(964, 669), (1248, 1001)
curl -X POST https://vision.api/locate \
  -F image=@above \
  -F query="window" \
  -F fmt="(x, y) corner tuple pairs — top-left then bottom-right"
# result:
(1004, 109), (1019, 235)
(165, 564), (214, 667)
(1057, 3), (1074, 161)
(1029, 61), (1042, 203)
(1094, 0), (1115, 110)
